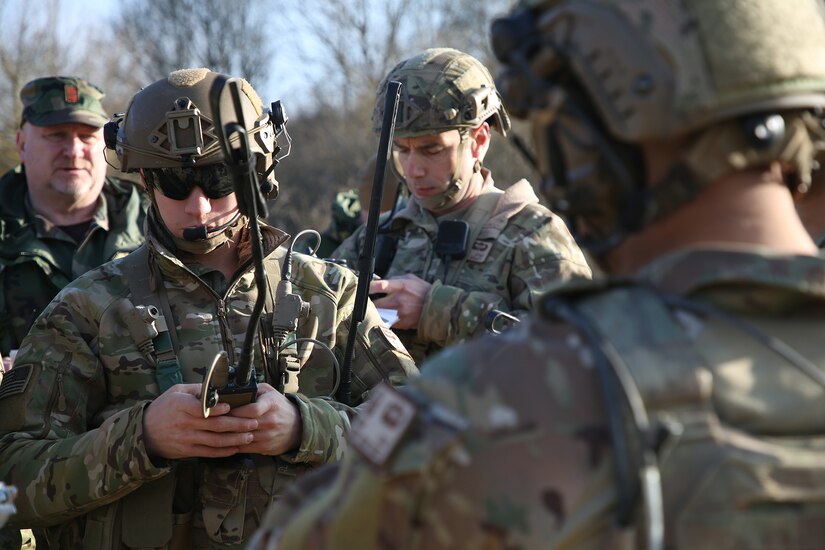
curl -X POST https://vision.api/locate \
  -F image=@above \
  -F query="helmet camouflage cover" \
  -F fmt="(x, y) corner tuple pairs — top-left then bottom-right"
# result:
(373, 47), (512, 138)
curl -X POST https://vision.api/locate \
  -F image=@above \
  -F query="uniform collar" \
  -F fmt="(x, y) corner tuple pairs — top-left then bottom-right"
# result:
(25, 188), (108, 239)
(636, 245), (825, 312)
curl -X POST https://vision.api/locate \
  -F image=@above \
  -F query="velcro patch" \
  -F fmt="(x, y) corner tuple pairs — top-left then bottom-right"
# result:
(0, 365), (33, 400)
(377, 325), (406, 353)
(349, 382), (416, 467)
(467, 239), (493, 263)
(64, 84), (79, 104)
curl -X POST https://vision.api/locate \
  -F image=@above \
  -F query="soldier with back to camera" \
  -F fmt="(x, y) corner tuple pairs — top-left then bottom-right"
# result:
(0, 68), (416, 549)
(249, 1), (825, 548)
(332, 47), (591, 364)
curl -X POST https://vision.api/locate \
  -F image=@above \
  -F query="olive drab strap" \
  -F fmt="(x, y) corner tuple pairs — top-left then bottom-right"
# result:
(119, 244), (184, 393)
(422, 189), (503, 286)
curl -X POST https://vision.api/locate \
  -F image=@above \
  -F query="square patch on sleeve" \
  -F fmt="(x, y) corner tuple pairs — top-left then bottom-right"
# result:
(349, 382), (416, 467)
(0, 365), (33, 400)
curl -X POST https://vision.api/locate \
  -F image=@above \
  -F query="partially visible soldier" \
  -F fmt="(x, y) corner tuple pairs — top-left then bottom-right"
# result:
(249, 1), (825, 548)
(302, 155), (402, 259)
(332, 48), (591, 364)
(312, 188), (361, 258)
(0, 76), (146, 357)
(0, 68), (416, 549)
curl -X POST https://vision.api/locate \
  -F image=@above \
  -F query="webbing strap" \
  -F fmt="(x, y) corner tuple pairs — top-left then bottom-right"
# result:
(121, 245), (183, 392)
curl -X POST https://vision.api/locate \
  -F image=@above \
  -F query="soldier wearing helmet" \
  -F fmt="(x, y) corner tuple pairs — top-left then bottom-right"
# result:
(332, 47), (591, 365)
(0, 68), (416, 549)
(249, 1), (825, 549)
(295, 154), (405, 259)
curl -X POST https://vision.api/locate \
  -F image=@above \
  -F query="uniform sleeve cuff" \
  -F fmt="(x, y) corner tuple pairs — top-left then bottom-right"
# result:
(417, 280), (462, 345)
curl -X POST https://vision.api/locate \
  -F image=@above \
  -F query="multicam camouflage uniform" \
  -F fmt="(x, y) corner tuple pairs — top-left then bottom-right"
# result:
(0, 219), (416, 549)
(0, 166), (146, 355)
(253, 248), (825, 549)
(249, 0), (825, 548)
(334, 170), (591, 363)
(333, 47), (591, 364)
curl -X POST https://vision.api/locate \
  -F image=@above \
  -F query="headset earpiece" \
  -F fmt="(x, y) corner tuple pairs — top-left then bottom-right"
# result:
(103, 119), (119, 150)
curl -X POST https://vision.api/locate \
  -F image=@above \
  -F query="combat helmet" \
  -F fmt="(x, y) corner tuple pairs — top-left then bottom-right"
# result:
(374, 48), (511, 212)
(492, 0), (825, 254)
(105, 68), (289, 254)
(373, 47), (511, 139)
(105, 68), (284, 199)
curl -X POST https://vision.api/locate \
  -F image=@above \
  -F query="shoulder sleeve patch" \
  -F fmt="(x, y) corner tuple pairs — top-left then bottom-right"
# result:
(349, 382), (416, 467)
(375, 325), (408, 354)
(0, 365), (32, 400)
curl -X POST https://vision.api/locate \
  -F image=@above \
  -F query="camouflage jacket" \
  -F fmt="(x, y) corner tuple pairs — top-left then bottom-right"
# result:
(331, 170), (592, 364)
(0, 166), (146, 355)
(252, 246), (825, 549)
(0, 222), (417, 549)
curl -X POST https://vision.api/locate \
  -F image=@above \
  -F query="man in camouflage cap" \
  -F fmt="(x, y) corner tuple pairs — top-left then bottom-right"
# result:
(0, 76), (146, 360)
(249, 1), (825, 548)
(332, 47), (591, 365)
(0, 68), (417, 549)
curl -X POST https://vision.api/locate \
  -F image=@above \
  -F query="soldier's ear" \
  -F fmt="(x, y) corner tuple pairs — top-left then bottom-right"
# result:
(470, 123), (492, 159)
(15, 127), (26, 158)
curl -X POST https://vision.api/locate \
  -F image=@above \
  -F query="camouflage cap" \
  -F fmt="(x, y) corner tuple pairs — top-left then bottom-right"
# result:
(19, 76), (108, 128)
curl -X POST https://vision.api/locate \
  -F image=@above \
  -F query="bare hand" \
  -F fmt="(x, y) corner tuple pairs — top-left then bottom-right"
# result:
(1, 350), (15, 372)
(228, 383), (302, 455)
(143, 383), (258, 460)
(370, 274), (431, 329)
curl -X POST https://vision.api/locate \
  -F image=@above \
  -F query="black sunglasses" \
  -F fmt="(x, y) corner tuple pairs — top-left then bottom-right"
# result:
(143, 165), (235, 200)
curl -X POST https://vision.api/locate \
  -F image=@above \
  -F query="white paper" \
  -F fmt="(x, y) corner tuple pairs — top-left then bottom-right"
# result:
(377, 308), (399, 327)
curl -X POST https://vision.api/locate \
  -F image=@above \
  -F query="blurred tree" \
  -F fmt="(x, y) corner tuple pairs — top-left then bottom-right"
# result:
(0, 0), (142, 173)
(268, 0), (536, 236)
(113, 0), (272, 90)
(0, 0), (70, 171)
(0, 0), (538, 237)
